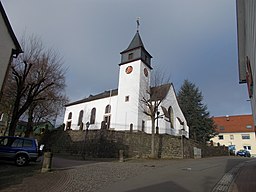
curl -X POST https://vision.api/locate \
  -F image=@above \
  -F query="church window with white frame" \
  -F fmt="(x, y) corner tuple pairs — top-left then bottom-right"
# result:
(105, 105), (111, 114)
(90, 108), (96, 124)
(78, 110), (84, 126)
(168, 106), (174, 128)
(68, 112), (72, 120)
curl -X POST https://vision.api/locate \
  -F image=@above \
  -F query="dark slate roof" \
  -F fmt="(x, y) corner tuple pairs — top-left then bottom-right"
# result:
(120, 32), (152, 58)
(0, 2), (22, 55)
(150, 83), (171, 101)
(66, 84), (172, 107)
(65, 89), (118, 107)
(123, 32), (144, 52)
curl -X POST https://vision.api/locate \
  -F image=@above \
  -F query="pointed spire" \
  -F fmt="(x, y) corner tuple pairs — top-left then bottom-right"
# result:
(124, 32), (144, 52)
(119, 19), (152, 68)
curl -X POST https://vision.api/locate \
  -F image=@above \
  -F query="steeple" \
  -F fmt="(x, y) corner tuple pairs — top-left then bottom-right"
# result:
(120, 30), (152, 69)
(123, 32), (145, 52)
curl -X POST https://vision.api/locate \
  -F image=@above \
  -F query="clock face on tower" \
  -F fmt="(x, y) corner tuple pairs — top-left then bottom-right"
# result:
(125, 66), (133, 74)
(144, 68), (148, 77)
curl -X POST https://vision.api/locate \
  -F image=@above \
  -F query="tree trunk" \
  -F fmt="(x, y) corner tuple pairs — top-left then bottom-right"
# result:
(151, 118), (156, 158)
(25, 104), (35, 137)
(8, 102), (20, 136)
(8, 116), (19, 136)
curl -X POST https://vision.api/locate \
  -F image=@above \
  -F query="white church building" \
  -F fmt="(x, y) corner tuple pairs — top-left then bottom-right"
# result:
(63, 30), (189, 138)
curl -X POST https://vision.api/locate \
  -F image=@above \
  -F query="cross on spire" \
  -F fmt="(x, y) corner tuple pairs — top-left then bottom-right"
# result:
(136, 17), (140, 32)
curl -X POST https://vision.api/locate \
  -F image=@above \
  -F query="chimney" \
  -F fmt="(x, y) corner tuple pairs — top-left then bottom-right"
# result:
(225, 115), (230, 121)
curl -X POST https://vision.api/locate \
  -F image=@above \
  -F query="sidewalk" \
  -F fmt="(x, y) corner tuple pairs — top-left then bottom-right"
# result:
(229, 158), (256, 192)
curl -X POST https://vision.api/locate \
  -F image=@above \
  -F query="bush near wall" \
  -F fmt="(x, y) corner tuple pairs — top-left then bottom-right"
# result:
(40, 129), (229, 159)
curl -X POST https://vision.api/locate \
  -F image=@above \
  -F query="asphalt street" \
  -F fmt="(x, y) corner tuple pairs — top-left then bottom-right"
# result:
(0, 156), (254, 192)
(98, 157), (251, 192)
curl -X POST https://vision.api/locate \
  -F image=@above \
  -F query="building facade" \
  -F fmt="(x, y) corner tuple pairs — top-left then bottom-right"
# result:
(236, 0), (256, 124)
(211, 114), (256, 156)
(63, 31), (189, 138)
(0, 2), (22, 135)
(0, 2), (22, 101)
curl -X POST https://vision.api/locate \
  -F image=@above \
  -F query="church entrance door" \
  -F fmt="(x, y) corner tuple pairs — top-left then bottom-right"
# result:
(104, 115), (111, 129)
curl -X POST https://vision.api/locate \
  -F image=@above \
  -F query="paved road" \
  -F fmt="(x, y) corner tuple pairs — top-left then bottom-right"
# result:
(99, 157), (250, 192)
(0, 156), (254, 192)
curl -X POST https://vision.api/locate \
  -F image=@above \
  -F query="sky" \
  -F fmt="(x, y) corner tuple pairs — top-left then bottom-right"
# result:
(1, 0), (252, 119)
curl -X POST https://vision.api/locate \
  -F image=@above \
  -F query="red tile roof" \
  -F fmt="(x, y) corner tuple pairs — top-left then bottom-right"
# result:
(213, 115), (255, 133)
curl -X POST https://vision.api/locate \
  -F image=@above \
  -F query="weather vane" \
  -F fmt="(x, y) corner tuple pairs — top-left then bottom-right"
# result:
(136, 17), (140, 32)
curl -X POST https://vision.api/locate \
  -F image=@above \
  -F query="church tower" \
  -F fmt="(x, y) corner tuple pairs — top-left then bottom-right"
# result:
(115, 29), (152, 131)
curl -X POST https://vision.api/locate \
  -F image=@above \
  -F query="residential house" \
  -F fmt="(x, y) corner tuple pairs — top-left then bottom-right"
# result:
(211, 114), (256, 156)
(2, 120), (55, 137)
(236, 0), (256, 124)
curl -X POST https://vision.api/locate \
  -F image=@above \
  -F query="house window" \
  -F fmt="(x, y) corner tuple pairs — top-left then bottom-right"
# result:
(230, 135), (234, 140)
(218, 135), (224, 140)
(105, 105), (111, 114)
(244, 146), (251, 150)
(242, 134), (250, 140)
(219, 126), (225, 130)
(246, 125), (252, 129)
(125, 96), (129, 102)
(68, 112), (72, 120)
(128, 53), (133, 60)
(78, 110), (84, 126)
(90, 108), (96, 124)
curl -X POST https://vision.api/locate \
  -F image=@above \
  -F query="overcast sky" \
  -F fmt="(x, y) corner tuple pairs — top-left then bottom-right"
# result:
(1, 0), (251, 117)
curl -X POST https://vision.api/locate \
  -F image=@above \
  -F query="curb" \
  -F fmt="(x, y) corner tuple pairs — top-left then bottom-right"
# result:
(211, 160), (248, 192)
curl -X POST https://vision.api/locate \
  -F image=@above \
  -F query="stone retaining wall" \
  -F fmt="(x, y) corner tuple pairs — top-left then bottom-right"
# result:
(41, 129), (228, 159)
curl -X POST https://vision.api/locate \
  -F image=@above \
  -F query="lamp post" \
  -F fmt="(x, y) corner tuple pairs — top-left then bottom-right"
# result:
(156, 111), (160, 134)
(86, 121), (90, 131)
(180, 127), (185, 159)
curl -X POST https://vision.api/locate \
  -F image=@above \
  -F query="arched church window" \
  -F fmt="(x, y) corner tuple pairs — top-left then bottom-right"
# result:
(168, 106), (174, 128)
(78, 110), (84, 126)
(66, 112), (72, 130)
(90, 108), (96, 124)
(105, 105), (111, 114)
(68, 112), (72, 120)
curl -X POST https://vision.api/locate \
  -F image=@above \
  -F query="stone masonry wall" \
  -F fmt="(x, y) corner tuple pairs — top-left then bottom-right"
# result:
(41, 129), (228, 159)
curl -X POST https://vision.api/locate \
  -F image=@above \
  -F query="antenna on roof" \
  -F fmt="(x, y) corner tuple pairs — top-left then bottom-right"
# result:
(136, 17), (140, 32)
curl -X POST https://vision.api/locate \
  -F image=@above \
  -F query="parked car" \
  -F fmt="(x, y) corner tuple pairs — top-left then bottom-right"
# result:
(0, 136), (42, 166)
(236, 149), (251, 157)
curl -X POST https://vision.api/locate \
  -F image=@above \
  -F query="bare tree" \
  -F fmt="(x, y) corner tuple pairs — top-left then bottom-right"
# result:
(3, 35), (67, 136)
(140, 70), (171, 158)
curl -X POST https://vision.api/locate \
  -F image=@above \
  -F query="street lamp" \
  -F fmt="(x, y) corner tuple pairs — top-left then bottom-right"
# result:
(156, 111), (160, 134)
(179, 126), (185, 159)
